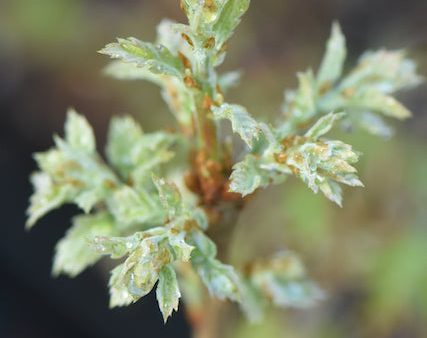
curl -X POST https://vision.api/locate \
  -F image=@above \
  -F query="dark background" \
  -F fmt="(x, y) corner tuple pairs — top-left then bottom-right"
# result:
(1, 1), (426, 337)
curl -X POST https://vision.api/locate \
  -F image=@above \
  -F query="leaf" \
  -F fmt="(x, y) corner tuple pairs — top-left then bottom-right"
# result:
(212, 103), (260, 147)
(100, 38), (183, 78)
(317, 22), (347, 86)
(156, 19), (185, 55)
(285, 139), (363, 205)
(218, 70), (241, 92)
(357, 111), (394, 138)
(106, 116), (175, 182)
(340, 50), (422, 94)
(107, 186), (162, 227)
(250, 251), (324, 309)
(26, 172), (75, 228)
(190, 231), (241, 302)
(152, 175), (183, 217)
(156, 265), (181, 322)
(279, 71), (316, 137)
(213, 0), (251, 47)
(109, 264), (133, 307)
(28, 111), (119, 225)
(64, 108), (96, 153)
(229, 155), (270, 196)
(53, 213), (115, 277)
(96, 228), (193, 310)
(195, 259), (241, 301)
(319, 179), (343, 207)
(305, 112), (346, 140)
(104, 61), (163, 84)
(349, 90), (412, 120)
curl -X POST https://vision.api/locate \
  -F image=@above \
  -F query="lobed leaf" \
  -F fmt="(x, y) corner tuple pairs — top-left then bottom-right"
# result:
(100, 38), (183, 78)
(317, 22), (347, 86)
(212, 103), (260, 147)
(53, 213), (116, 277)
(157, 265), (181, 322)
(250, 251), (324, 309)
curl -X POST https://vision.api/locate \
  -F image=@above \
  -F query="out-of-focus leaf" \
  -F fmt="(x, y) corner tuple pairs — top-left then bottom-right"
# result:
(64, 108), (96, 153)
(317, 22), (347, 86)
(250, 251), (324, 309)
(213, 0), (251, 47)
(348, 90), (412, 120)
(53, 213), (115, 277)
(190, 231), (241, 302)
(305, 112), (346, 140)
(106, 116), (175, 182)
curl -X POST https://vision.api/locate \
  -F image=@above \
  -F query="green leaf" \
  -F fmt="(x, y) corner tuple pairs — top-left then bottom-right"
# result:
(26, 172), (75, 228)
(104, 61), (163, 84)
(100, 38), (183, 78)
(340, 50), (422, 94)
(156, 265), (181, 322)
(106, 116), (175, 182)
(229, 155), (271, 196)
(213, 0), (251, 47)
(28, 111), (119, 226)
(195, 258), (241, 301)
(191, 231), (241, 302)
(280, 71), (316, 137)
(107, 186), (162, 227)
(95, 228), (193, 309)
(64, 108), (96, 153)
(53, 213), (115, 277)
(218, 70), (241, 92)
(212, 103), (260, 147)
(152, 175), (183, 217)
(285, 139), (363, 205)
(349, 90), (412, 120)
(357, 111), (394, 138)
(109, 264), (134, 307)
(317, 22), (347, 86)
(305, 112), (346, 140)
(250, 251), (324, 309)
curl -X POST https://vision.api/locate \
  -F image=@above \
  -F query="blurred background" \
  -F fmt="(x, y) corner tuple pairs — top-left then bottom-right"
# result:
(0, 0), (426, 337)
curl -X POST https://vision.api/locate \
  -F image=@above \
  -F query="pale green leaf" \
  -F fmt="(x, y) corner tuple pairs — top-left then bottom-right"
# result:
(318, 179), (343, 207)
(104, 61), (163, 84)
(349, 90), (412, 120)
(26, 172), (75, 228)
(213, 0), (251, 47)
(152, 175), (183, 217)
(191, 231), (241, 302)
(156, 265), (181, 322)
(357, 111), (394, 138)
(229, 155), (270, 196)
(305, 112), (346, 140)
(109, 264), (133, 307)
(106, 116), (175, 181)
(64, 109), (96, 153)
(100, 38), (183, 78)
(212, 103), (260, 147)
(96, 228), (193, 309)
(107, 186), (162, 226)
(218, 70), (241, 92)
(317, 22), (347, 86)
(53, 213), (115, 277)
(251, 251), (324, 309)
(340, 50), (422, 94)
